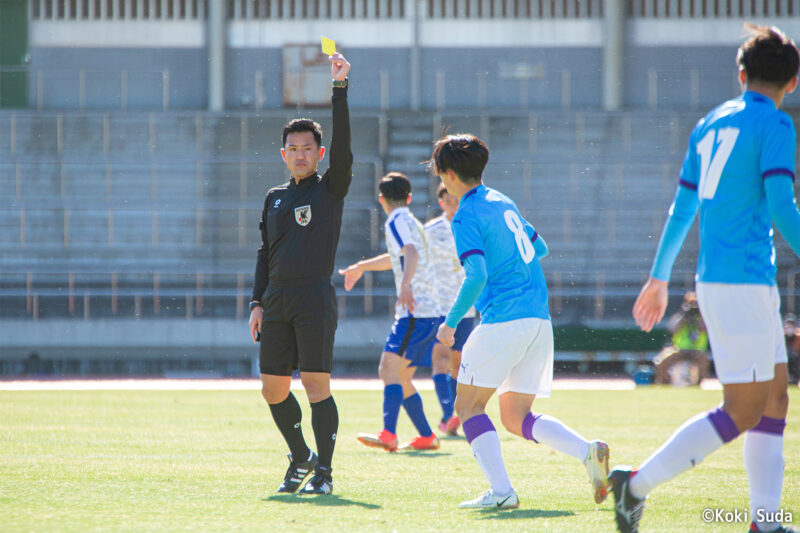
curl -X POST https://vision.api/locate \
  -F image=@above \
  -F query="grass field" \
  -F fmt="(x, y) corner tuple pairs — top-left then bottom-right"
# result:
(1, 385), (798, 532)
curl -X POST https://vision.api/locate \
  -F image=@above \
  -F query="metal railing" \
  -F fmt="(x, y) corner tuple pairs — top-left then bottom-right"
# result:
(229, 0), (407, 18)
(0, 66), (171, 111)
(3, 63), (745, 111)
(31, 0), (207, 20)
(31, 0), (800, 20)
(628, 0), (799, 17)
(31, 0), (602, 19)
(0, 276), (398, 320)
(426, 0), (602, 18)
(0, 271), (724, 322)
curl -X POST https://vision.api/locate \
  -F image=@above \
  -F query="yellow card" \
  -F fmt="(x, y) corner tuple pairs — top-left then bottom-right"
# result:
(321, 36), (336, 56)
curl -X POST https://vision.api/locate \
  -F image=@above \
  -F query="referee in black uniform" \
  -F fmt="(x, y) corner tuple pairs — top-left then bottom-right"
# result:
(248, 53), (352, 495)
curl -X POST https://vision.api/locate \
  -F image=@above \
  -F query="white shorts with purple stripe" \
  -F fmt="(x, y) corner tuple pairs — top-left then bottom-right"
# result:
(457, 317), (553, 397)
(696, 282), (787, 384)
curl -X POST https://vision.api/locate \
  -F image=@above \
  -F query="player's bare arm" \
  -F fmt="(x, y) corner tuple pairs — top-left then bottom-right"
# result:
(398, 244), (418, 313)
(633, 277), (668, 332)
(436, 323), (456, 347)
(338, 253), (391, 291)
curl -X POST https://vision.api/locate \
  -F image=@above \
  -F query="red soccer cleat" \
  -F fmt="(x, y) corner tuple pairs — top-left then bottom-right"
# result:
(445, 416), (461, 436)
(399, 433), (440, 451)
(357, 429), (399, 452)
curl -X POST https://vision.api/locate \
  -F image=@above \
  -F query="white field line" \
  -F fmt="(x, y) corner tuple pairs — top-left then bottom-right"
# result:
(0, 377), (651, 391)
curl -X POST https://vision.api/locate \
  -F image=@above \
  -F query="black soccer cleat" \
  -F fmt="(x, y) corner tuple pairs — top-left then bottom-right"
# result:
(277, 452), (318, 493)
(609, 466), (645, 533)
(300, 465), (333, 495)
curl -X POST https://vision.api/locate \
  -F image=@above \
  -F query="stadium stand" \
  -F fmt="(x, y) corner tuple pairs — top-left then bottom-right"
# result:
(4, 107), (798, 375)
(1, 1), (799, 374)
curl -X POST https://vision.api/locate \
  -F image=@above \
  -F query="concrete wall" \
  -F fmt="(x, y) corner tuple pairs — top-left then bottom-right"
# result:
(624, 46), (740, 110)
(28, 47), (208, 109)
(26, 17), (800, 110)
(27, 45), (769, 110)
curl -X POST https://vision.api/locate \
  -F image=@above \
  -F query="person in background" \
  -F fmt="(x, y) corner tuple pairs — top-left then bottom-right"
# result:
(652, 291), (710, 385)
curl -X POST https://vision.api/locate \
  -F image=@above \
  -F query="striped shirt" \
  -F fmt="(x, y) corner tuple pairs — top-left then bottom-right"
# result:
(424, 215), (477, 318)
(384, 207), (440, 319)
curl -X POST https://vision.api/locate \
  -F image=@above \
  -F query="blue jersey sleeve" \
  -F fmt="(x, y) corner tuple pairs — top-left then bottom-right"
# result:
(452, 210), (484, 265)
(533, 234), (549, 259)
(766, 176), (800, 258)
(761, 112), (797, 180)
(445, 254), (487, 328)
(650, 185), (700, 281)
(524, 222), (549, 259)
(678, 127), (700, 192)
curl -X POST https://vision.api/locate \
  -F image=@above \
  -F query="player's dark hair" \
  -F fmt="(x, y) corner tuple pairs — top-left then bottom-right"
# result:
(436, 182), (448, 199)
(737, 24), (800, 87)
(429, 134), (489, 185)
(282, 118), (323, 147)
(378, 172), (411, 204)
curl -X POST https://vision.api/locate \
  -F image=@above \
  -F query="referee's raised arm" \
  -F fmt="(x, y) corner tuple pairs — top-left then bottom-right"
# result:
(324, 53), (353, 199)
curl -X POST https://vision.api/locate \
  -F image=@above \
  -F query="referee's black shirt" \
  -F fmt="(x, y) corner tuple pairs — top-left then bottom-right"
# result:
(251, 85), (352, 299)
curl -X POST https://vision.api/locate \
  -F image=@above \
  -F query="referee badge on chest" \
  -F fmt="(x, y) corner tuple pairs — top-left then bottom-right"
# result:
(294, 205), (312, 226)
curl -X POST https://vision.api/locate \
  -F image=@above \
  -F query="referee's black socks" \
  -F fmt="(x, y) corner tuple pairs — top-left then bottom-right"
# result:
(311, 395), (339, 471)
(268, 392), (311, 463)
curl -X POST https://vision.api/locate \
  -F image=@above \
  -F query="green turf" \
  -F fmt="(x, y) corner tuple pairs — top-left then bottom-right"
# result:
(1, 386), (798, 532)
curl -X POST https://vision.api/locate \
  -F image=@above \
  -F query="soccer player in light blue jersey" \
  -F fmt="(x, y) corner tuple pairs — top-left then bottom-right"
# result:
(613, 25), (800, 533)
(431, 134), (611, 509)
(426, 183), (480, 437)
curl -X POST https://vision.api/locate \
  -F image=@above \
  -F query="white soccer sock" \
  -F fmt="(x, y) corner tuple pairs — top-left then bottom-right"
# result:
(745, 430), (784, 532)
(629, 411), (726, 500)
(527, 414), (590, 462)
(469, 430), (513, 495)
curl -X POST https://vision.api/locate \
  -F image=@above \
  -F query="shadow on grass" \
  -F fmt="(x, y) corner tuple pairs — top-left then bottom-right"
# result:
(475, 508), (575, 520)
(396, 450), (453, 458)
(438, 435), (466, 442)
(263, 494), (381, 509)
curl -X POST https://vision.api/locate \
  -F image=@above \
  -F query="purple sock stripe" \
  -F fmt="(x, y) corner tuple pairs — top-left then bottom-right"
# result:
(521, 413), (541, 443)
(750, 416), (786, 436)
(708, 407), (740, 443)
(462, 414), (496, 444)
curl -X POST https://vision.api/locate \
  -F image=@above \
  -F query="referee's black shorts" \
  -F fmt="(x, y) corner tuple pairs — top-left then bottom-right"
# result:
(259, 279), (338, 376)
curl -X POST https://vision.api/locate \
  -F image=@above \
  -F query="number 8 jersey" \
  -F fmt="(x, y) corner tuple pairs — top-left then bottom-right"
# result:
(451, 184), (550, 324)
(681, 90), (797, 285)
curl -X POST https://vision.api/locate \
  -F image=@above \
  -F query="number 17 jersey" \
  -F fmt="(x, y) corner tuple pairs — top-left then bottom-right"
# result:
(452, 183), (550, 324)
(681, 91), (797, 285)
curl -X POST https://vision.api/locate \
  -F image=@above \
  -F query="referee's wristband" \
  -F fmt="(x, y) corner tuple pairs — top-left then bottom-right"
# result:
(332, 78), (348, 88)
(249, 301), (262, 312)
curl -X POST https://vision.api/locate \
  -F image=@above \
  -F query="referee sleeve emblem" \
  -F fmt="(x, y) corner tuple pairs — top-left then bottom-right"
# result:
(294, 205), (312, 226)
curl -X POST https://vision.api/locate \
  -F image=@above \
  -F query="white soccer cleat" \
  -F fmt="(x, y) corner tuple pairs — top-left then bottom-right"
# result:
(458, 488), (520, 509)
(584, 439), (611, 503)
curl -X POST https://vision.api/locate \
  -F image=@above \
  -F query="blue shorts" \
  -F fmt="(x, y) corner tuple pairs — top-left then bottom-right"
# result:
(453, 316), (479, 352)
(425, 315), (480, 362)
(384, 317), (442, 367)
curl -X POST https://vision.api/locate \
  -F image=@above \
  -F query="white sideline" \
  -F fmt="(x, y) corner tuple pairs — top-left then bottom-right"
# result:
(0, 377), (652, 391)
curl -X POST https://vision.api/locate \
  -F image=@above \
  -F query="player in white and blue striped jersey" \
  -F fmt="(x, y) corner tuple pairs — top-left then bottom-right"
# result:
(431, 134), (611, 510)
(425, 183), (480, 437)
(339, 172), (441, 453)
(616, 25), (800, 533)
